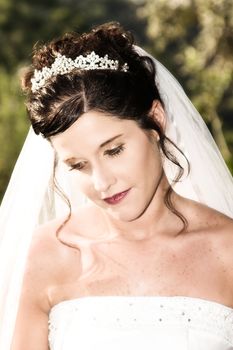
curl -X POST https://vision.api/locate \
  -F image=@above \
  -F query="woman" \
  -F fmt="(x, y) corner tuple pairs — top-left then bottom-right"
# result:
(1, 22), (233, 349)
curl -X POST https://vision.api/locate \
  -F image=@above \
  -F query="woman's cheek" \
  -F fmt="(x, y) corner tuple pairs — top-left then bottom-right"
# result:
(79, 177), (94, 198)
(70, 172), (92, 197)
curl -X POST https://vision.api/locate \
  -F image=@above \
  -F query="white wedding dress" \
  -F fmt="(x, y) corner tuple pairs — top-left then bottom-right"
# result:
(48, 296), (233, 350)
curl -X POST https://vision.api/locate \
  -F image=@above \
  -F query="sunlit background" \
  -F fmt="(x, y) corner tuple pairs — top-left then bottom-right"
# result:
(0, 0), (232, 201)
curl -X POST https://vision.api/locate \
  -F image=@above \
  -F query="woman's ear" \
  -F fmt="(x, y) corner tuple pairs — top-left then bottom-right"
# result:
(149, 100), (166, 132)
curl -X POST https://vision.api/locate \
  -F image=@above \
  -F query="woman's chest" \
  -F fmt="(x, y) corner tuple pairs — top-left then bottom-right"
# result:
(54, 234), (229, 302)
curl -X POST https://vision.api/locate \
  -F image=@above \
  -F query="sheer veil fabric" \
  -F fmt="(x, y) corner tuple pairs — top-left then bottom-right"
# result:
(0, 46), (232, 349)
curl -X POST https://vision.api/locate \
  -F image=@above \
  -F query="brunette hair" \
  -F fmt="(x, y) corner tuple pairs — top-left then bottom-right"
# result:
(22, 21), (188, 234)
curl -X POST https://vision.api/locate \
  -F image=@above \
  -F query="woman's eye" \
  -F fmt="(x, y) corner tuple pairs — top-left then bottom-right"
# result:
(69, 162), (85, 171)
(105, 144), (125, 157)
(68, 145), (125, 171)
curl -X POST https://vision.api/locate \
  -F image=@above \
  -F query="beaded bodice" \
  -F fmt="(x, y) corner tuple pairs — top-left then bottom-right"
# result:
(48, 296), (233, 350)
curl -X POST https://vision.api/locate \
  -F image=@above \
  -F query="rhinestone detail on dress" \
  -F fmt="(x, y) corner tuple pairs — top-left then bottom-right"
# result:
(48, 296), (233, 349)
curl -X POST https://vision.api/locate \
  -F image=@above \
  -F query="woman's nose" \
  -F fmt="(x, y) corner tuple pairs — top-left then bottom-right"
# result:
(92, 165), (116, 193)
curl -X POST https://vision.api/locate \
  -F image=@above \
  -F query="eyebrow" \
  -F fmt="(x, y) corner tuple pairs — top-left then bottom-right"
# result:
(64, 134), (123, 164)
(99, 134), (123, 148)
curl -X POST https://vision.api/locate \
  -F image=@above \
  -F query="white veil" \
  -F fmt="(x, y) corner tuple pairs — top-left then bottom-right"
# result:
(0, 47), (233, 349)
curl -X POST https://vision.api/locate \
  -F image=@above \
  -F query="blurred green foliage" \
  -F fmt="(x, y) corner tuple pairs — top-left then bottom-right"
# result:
(0, 68), (29, 200)
(0, 0), (232, 202)
(139, 0), (233, 160)
(0, 0), (148, 71)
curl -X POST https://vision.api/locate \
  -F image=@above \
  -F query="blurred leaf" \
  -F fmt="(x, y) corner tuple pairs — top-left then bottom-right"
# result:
(140, 0), (233, 163)
(0, 68), (29, 200)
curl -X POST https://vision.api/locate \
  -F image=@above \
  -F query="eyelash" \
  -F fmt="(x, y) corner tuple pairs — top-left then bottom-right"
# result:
(105, 144), (125, 157)
(68, 144), (125, 171)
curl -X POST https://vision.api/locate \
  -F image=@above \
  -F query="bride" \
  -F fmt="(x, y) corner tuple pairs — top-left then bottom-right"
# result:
(1, 22), (233, 350)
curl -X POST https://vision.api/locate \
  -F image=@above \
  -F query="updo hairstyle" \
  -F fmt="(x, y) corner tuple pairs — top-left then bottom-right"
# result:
(22, 22), (162, 138)
(22, 22), (187, 231)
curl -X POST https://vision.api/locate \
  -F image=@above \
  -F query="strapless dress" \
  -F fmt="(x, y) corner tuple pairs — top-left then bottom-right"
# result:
(48, 296), (233, 349)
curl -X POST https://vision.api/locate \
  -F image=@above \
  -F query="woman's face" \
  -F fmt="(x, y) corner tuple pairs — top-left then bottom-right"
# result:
(51, 110), (163, 222)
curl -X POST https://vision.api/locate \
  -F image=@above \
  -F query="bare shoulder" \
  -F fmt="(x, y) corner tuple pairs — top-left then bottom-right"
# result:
(22, 214), (82, 311)
(12, 215), (82, 349)
(177, 195), (233, 233)
(175, 196), (233, 251)
(28, 215), (79, 262)
(180, 197), (233, 259)
(22, 204), (98, 297)
(27, 203), (100, 271)
(203, 207), (233, 257)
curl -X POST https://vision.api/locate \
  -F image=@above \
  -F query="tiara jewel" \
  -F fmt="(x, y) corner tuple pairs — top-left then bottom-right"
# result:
(31, 51), (129, 92)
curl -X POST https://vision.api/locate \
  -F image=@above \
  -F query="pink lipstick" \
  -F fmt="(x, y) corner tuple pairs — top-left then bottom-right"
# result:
(103, 189), (130, 205)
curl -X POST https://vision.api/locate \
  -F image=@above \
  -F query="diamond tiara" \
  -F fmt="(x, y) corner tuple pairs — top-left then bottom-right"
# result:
(31, 51), (129, 92)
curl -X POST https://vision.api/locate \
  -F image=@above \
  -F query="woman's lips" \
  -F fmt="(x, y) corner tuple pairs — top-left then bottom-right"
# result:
(103, 189), (130, 205)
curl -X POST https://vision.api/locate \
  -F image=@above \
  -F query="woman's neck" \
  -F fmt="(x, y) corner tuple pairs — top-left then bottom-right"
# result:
(101, 176), (184, 242)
